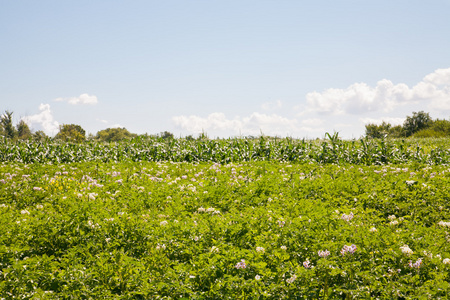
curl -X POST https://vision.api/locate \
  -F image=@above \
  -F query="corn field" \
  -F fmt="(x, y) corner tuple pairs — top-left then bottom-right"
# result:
(1, 135), (450, 165)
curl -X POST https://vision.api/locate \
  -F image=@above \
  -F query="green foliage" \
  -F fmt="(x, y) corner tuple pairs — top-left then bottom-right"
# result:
(403, 111), (433, 137)
(55, 124), (86, 143)
(414, 119), (450, 138)
(365, 121), (394, 138)
(96, 127), (136, 142)
(16, 120), (32, 140)
(387, 124), (405, 138)
(160, 131), (174, 140)
(365, 112), (450, 139)
(1, 111), (17, 139)
(1, 161), (450, 298)
(32, 130), (49, 142)
(1, 136), (450, 165)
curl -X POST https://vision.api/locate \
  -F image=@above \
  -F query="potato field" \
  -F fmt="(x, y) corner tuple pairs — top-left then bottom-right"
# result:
(1, 137), (450, 299)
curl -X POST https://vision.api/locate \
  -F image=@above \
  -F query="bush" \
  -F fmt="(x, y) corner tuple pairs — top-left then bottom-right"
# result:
(17, 120), (32, 140)
(55, 124), (86, 143)
(96, 127), (136, 142)
(365, 122), (405, 138)
(414, 119), (450, 138)
(403, 111), (433, 137)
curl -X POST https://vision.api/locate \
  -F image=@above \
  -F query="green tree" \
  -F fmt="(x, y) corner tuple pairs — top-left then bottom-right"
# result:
(96, 127), (136, 142)
(414, 119), (450, 137)
(17, 120), (32, 140)
(33, 130), (49, 141)
(160, 131), (174, 140)
(388, 125), (405, 138)
(365, 122), (391, 138)
(403, 111), (433, 137)
(55, 124), (86, 143)
(1, 110), (17, 139)
(365, 121), (406, 138)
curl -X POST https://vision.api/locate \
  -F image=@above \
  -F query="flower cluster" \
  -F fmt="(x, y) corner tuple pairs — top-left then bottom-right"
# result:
(400, 245), (413, 255)
(341, 212), (354, 222)
(87, 220), (99, 229)
(438, 221), (450, 228)
(303, 260), (311, 269)
(340, 244), (357, 255)
(408, 258), (422, 269)
(156, 243), (166, 250)
(405, 180), (416, 186)
(286, 274), (297, 284)
(235, 259), (246, 269)
(318, 250), (330, 258)
(256, 247), (265, 253)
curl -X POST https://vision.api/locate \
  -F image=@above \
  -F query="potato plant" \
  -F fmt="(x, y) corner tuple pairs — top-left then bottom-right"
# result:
(1, 159), (450, 299)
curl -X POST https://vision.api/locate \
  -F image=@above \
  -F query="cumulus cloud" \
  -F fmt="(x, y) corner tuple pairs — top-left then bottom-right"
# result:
(172, 112), (320, 137)
(22, 104), (59, 135)
(360, 117), (405, 126)
(423, 68), (450, 86)
(55, 93), (98, 105)
(173, 113), (241, 133)
(301, 118), (324, 127)
(305, 68), (450, 115)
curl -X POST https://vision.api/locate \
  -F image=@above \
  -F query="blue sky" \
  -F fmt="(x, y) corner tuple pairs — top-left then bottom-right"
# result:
(1, 0), (450, 138)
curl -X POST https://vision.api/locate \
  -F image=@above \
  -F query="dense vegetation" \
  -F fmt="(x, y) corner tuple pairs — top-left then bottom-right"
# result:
(365, 111), (450, 138)
(1, 134), (450, 165)
(2, 110), (450, 298)
(3, 109), (450, 143)
(1, 160), (450, 298)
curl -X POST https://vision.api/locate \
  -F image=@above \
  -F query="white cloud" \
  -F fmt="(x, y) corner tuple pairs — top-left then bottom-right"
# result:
(261, 99), (282, 111)
(55, 93), (98, 105)
(172, 112), (319, 137)
(360, 117), (405, 126)
(423, 68), (450, 86)
(172, 113), (243, 134)
(301, 118), (324, 127)
(22, 104), (59, 135)
(305, 67), (450, 115)
(96, 119), (122, 129)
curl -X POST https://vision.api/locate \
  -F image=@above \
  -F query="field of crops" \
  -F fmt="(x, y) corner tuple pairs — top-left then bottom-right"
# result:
(1, 135), (450, 165)
(1, 138), (450, 299)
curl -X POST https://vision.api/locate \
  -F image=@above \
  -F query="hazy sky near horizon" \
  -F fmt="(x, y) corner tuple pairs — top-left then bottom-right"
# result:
(1, 1), (450, 138)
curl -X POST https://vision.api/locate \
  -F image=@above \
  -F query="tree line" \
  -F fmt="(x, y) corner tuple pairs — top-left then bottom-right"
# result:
(0, 110), (176, 142)
(365, 111), (450, 138)
(3, 110), (450, 142)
